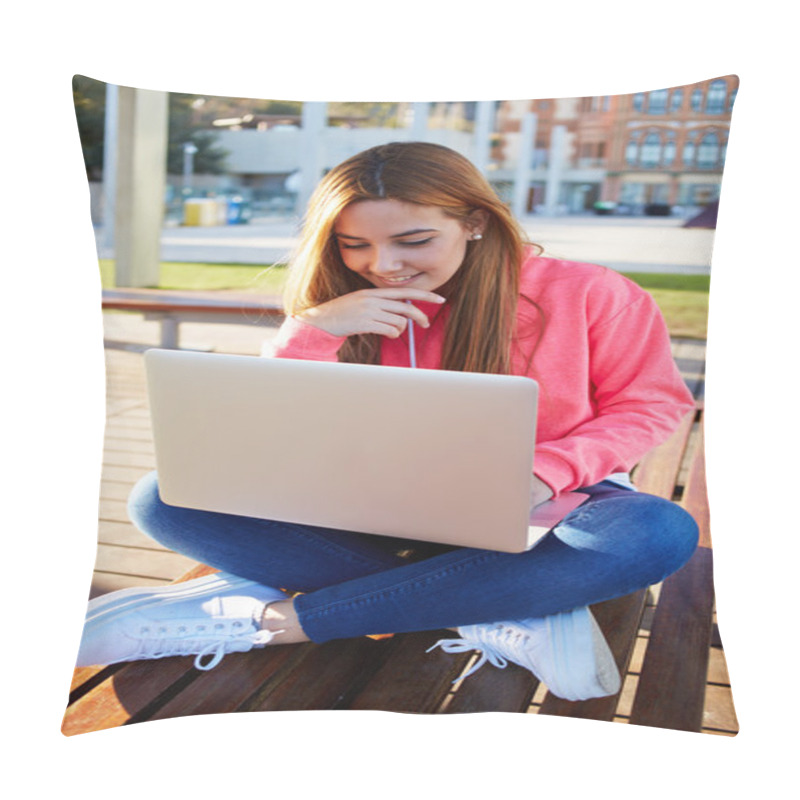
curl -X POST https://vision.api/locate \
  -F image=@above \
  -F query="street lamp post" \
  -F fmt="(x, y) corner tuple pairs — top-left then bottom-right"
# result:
(182, 142), (198, 196)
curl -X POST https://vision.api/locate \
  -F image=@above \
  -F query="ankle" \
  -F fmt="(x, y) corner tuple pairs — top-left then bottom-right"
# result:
(260, 598), (310, 644)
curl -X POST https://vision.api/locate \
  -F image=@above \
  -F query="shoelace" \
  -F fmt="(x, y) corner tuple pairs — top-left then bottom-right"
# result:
(194, 628), (278, 671)
(427, 623), (529, 681)
(133, 622), (281, 671)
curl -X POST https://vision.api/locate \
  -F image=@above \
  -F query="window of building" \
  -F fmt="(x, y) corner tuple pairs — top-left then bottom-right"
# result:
(728, 88), (737, 111)
(697, 132), (720, 168)
(663, 135), (676, 166)
(633, 93), (645, 112)
(602, 96), (610, 112)
(620, 183), (644, 205)
(625, 138), (638, 165)
(640, 133), (661, 167)
(648, 89), (668, 114)
(706, 80), (727, 113)
(680, 184), (719, 206)
(683, 136), (696, 166)
(670, 89), (684, 112)
(691, 89), (703, 112)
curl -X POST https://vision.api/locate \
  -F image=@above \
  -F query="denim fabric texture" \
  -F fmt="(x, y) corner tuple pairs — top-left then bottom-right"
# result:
(128, 471), (698, 643)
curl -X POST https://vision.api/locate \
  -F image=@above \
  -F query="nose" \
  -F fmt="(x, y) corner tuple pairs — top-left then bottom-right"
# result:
(372, 247), (403, 275)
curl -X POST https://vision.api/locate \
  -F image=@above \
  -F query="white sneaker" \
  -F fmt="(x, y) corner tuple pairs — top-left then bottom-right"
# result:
(77, 571), (289, 671)
(427, 607), (621, 701)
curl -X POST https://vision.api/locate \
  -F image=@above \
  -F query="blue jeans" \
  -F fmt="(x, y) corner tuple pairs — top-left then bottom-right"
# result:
(128, 471), (698, 643)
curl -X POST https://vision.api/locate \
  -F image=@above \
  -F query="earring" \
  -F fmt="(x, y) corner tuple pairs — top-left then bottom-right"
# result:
(471, 233), (483, 241)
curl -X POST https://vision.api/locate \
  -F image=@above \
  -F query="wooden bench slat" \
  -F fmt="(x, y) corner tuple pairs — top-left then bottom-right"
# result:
(443, 659), (539, 714)
(102, 289), (283, 315)
(629, 416), (716, 731)
(102, 289), (284, 349)
(680, 416), (711, 549)
(628, 548), (714, 731)
(631, 408), (696, 498)
(348, 630), (474, 713)
(61, 656), (200, 736)
(147, 643), (306, 721)
(69, 664), (116, 696)
(240, 636), (399, 712)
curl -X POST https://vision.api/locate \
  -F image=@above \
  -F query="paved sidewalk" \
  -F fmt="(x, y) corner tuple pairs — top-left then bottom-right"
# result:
(95, 214), (716, 275)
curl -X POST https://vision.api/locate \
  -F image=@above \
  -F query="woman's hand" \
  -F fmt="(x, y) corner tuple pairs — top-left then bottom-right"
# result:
(297, 288), (446, 338)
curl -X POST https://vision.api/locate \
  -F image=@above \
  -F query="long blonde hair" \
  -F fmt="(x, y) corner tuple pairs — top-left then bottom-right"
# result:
(283, 141), (542, 374)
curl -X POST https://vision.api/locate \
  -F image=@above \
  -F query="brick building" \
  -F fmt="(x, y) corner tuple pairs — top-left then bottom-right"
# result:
(491, 75), (738, 215)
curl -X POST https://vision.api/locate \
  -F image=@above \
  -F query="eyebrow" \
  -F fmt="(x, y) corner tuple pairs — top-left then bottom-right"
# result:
(334, 228), (438, 241)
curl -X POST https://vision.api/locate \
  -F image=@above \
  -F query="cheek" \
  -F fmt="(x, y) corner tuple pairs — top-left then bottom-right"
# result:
(441, 240), (469, 274)
(339, 251), (364, 273)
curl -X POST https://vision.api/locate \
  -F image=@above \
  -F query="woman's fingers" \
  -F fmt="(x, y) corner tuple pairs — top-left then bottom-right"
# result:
(376, 299), (434, 328)
(365, 288), (446, 305)
(298, 289), (445, 338)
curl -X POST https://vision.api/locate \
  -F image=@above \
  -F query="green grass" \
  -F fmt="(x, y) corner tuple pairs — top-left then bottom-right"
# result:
(99, 261), (709, 339)
(620, 272), (710, 292)
(99, 260), (287, 295)
(621, 272), (709, 339)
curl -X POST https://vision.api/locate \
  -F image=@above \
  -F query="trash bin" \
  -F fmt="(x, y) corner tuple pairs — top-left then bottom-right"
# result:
(184, 198), (228, 226)
(226, 196), (251, 225)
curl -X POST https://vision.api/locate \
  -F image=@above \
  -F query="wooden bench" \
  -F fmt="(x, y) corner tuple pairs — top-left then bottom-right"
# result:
(102, 289), (284, 350)
(62, 401), (725, 735)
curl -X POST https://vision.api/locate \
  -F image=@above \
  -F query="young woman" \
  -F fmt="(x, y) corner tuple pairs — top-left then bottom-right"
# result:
(77, 142), (699, 701)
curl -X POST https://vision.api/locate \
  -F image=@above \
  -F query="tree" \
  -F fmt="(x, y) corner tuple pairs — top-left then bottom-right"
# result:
(70, 77), (230, 180)
(166, 93), (229, 175)
(328, 102), (406, 127)
(72, 74), (106, 180)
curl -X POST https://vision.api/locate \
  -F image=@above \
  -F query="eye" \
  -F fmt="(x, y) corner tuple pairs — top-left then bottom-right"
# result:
(399, 237), (434, 247)
(339, 241), (369, 250)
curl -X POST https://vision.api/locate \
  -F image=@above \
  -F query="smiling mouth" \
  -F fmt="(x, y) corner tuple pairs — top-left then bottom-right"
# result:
(381, 273), (422, 284)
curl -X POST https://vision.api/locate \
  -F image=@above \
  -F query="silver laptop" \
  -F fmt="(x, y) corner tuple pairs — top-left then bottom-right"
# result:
(144, 349), (587, 553)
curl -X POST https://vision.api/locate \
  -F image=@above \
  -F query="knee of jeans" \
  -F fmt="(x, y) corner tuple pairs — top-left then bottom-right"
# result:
(571, 493), (699, 579)
(641, 496), (700, 578)
(127, 471), (172, 538)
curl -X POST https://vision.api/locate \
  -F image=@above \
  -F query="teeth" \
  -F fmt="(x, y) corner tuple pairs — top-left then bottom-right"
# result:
(385, 275), (418, 282)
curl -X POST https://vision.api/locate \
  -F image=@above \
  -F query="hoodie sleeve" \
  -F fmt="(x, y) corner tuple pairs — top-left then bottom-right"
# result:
(261, 315), (347, 361)
(532, 279), (696, 496)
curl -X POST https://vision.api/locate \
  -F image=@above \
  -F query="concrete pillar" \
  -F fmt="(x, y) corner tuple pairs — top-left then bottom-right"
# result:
(473, 100), (495, 175)
(114, 86), (168, 287)
(295, 101), (327, 218)
(512, 113), (537, 219)
(411, 102), (429, 141)
(544, 124), (567, 215)
(102, 83), (118, 250)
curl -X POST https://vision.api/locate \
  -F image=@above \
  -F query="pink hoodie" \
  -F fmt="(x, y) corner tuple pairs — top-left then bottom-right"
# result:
(264, 251), (695, 497)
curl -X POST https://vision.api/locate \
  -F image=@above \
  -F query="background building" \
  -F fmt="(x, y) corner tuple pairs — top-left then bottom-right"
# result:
(76, 76), (738, 225)
(491, 75), (738, 215)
